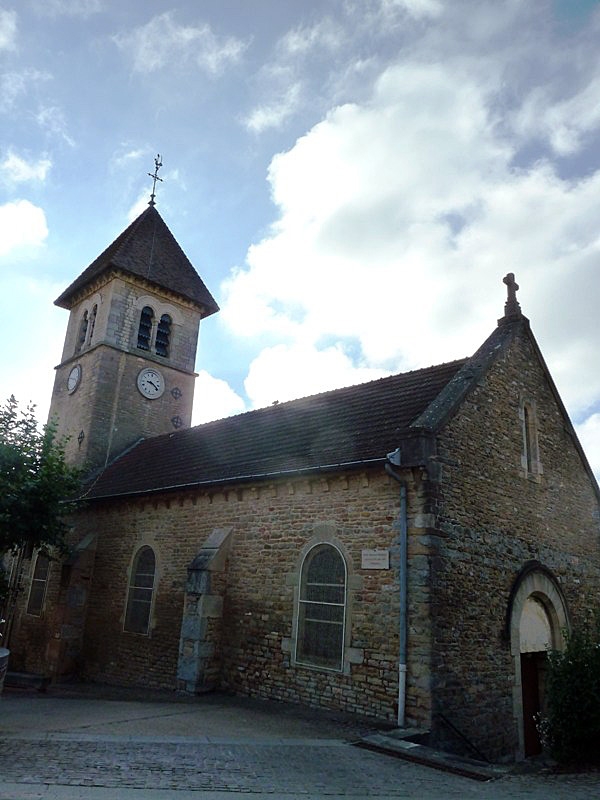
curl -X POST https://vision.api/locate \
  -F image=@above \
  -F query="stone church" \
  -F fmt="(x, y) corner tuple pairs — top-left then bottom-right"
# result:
(6, 203), (600, 762)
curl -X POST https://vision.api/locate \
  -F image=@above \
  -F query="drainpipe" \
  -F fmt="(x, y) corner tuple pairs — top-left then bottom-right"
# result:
(385, 448), (407, 729)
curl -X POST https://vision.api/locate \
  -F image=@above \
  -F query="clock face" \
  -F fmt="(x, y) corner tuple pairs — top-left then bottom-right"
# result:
(137, 367), (165, 399)
(67, 364), (82, 394)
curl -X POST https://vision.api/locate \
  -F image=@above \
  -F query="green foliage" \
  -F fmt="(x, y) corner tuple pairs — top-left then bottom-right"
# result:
(542, 611), (600, 765)
(0, 395), (81, 559)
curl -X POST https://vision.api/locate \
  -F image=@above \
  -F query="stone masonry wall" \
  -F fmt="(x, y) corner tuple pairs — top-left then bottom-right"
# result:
(77, 467), (434, 727)
(428, 326), (600, 760)
(50, 275), (200, 472)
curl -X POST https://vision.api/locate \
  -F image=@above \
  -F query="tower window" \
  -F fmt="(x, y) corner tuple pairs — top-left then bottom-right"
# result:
(87, 304), (98, 346)
(155, 314), (172, 357)
(124, 545), (156, 635)
(295, 543), (347, 671)
(76, 310), (88, 354)
(137, 306), (154, 351)
(27, 553), (50, 617)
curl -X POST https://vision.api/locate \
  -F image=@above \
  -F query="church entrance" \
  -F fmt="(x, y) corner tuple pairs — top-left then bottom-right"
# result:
(520, 650), (546, 756)
(518, 596), (552, 756)
(507, 564), (569, 760)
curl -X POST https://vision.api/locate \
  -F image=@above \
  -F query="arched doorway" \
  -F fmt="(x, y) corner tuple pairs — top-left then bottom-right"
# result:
(507, 563), (569, 759)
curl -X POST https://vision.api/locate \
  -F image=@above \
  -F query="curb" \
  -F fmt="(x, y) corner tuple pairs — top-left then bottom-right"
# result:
(356, 733), (509, 781)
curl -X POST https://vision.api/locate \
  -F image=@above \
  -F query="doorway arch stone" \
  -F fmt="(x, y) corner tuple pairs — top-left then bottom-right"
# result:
(507, 562), (570, 760)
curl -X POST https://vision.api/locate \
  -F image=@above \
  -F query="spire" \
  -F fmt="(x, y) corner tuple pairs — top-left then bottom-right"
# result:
(498, 272), (523, 326)
(148, 154), (163, 207)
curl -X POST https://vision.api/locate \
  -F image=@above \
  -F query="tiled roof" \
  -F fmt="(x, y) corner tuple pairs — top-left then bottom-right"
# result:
(55, 206), (219, 316)
(84, 359), (466, 500)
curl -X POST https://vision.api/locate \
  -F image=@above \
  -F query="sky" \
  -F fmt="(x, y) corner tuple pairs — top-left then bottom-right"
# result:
(0, 0), (599, 478)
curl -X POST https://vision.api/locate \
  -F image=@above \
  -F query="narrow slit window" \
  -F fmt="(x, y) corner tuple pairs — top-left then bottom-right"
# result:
(27, 553), (50, 616)
(137, 306), (154, 351)
(523, 405), (533, 474)
(296, 544), (346, 671)
(521, 400), (542, 478)
(124, 546), (156, 635)
(155, 314), (171, 358)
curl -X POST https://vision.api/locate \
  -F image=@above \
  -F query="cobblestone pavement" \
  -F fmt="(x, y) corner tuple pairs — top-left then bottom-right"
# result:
(2, 732), (599, 799)
(0, 691), (598, 799)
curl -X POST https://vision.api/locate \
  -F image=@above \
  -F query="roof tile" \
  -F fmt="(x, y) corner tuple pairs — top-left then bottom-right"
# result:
(85, 359), (466, 500)
(55, 206), (219, 315)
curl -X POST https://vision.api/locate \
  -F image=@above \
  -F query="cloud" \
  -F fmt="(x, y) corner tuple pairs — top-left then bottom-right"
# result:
(221, 21), (600, 484)
(192, 371), (245, 425)
(245, 82), (303, 134)
(0, 8), (16, 51)
(378, 0), (443, 20)
(277, 18), (345, 57)
(0, 69), (50, 112)
(576, 413), (600, 482)
(0, 200), (48, 257)
(224, 59), (514, 360)
(111, 147), (148, 168)
(0, 277), (64, 423)
(114, 11), (247, 75)
(244, 343), (387, 409)
(36, 106), (75, 147)
(244, 16), (348, 134)
(31, 0), (103, 16)
(1, 151), (51, 184)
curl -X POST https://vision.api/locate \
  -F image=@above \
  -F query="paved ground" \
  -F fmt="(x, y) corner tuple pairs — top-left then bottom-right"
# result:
(0, 685), (598, 799)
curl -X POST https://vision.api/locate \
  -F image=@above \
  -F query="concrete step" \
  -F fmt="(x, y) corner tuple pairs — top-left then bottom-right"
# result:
(356, 732), (509, 781)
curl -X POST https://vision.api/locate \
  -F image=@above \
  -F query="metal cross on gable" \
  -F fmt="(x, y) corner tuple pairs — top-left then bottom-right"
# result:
(148, 154), (163, 207)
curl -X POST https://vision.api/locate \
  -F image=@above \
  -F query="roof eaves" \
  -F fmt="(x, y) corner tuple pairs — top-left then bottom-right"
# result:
(84, 456), (389, 502)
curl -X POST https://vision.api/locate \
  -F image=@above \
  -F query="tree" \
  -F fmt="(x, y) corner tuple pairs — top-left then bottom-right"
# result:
(541, 611), (600, 765)
(0, 395), (81, 582)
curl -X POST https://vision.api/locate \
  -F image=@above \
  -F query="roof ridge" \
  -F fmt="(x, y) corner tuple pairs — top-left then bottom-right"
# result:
(189, 357), (469, 428)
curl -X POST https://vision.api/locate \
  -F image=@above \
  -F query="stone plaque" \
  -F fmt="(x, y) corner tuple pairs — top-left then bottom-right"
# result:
(361, 549), (390, 569)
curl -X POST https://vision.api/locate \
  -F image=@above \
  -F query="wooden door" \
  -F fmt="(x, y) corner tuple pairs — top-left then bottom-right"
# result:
(521, 652), (545, 756)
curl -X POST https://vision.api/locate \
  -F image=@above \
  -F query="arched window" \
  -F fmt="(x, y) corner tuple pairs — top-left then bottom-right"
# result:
(296, 543), (346, 670)
(124, 546), (156, 634)
(27, 553), (50, 616)
(137, 306), (154, 351)
(76, 310), (88, 353)
(87, 304), (98, 345)
(155, 314), (171, 357)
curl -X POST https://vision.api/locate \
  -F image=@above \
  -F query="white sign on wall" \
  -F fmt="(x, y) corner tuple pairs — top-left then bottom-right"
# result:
(361, 549), (390, 570)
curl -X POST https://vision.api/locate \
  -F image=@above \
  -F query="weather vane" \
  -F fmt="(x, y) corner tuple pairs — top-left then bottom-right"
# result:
(148, 154), (163, 207)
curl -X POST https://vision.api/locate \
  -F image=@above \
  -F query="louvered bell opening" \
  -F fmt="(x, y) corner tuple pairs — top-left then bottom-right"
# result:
(155, 314), (171, 358)
(137, 306), (153, 351)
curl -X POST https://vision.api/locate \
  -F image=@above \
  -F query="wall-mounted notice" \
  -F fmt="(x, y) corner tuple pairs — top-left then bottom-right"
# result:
(361, 549), (390, 569)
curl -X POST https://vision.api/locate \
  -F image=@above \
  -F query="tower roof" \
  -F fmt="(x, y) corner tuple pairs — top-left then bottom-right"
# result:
(54, 205), (219, 316)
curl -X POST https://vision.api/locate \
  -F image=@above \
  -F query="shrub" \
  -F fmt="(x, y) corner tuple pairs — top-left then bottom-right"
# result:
(542, 611), (600, 765)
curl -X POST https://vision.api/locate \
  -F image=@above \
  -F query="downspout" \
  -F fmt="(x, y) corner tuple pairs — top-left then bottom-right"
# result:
(385, 448), (407, 728)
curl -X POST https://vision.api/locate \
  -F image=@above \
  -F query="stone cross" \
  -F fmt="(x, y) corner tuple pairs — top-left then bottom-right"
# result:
(503, 272), (521, 318)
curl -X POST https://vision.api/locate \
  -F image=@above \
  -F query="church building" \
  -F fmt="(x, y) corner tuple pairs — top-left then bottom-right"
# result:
(6, 201), (600, 763)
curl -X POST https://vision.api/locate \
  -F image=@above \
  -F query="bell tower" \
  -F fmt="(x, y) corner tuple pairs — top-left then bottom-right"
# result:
(48, 202), (218, 475)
